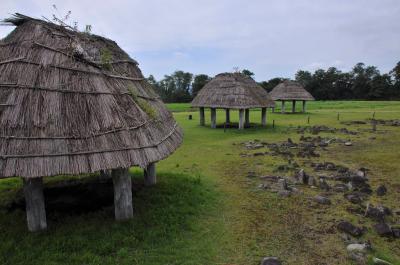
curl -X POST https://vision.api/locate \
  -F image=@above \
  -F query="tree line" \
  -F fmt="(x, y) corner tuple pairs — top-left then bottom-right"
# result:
(147, 61), (400, 103)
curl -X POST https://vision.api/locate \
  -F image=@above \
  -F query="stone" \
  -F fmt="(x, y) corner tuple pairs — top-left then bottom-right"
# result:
(373, 223), (392, 237)
(365, 204), (391, 221)
(337, 221), (364, 237)
(260, 257), (281, 265)
(319, 178), (331, 191)
(392, 227), (400, 238)
(376, 185), (387, 196)
(307, 176), (317, 186)
(278, 190), (291, 197)
(345, 142), (353, 146)
(346, 242), (371, 253)
(314, 195), (331, 205)
(278, 178), (288, 190)
(345, 193), (362, 204)
(333, 183), (348, 192)
(295, 169), (307, 184)
(349, 252), (366, 264)
(373, 257), (393, 265)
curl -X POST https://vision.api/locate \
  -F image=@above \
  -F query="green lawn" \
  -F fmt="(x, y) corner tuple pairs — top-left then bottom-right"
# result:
(1, 101), (400, 265)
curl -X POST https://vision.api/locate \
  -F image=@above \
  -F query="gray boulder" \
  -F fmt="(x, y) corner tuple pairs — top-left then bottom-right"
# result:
(261, 257), (281, 265)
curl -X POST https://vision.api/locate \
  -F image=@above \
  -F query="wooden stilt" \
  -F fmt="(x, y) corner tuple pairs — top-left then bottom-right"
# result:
(112, 168), (133, 221)
(302, 101), (306, 113)
(210, 108), (216, 129)
(238, 109), (245, 130)
(225, 109), (230, 124)
(23, 177), (47, 232)
(199, 107), (205, 126)
(245, 109), (250, 126)
(292, 100), (296, 113)
(281, 101), (285, 113)
(144, 163), (156, 186)
(261, 108), (267, 126)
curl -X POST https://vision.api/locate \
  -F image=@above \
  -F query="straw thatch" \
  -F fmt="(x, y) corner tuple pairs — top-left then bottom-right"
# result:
(191, 73), (275, 109)
(269, 80), (315, 101)
(0, 14), (183, 179)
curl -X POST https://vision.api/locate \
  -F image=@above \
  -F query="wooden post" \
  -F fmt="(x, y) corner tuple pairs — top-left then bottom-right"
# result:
(292, 100), (296, 113)
(238, 109), (245, 130)
(210, 108), (216, 128)
(245, 109), (250, 126)
(272, 107), (275, 113)
(23, 177), (47, 232)
(144, 163), (156, 186)
(112, 168), (133, 221)
(302, 100), (306, 113)
(281, 101), (285, 113)
(199, 107), (205, 126)
(261, 108), (267, 126)
(225, 109), (230, 124)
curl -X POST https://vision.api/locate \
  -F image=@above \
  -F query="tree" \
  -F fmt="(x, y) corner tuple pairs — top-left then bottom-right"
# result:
(241, 69), (255, 78)
(192, 74), (211, 97)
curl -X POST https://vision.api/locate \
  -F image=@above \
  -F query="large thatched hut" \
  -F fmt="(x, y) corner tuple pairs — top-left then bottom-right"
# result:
(191, 73), (275, 129)
(269, 80), (314, 113)
(0, 14), (183, 231)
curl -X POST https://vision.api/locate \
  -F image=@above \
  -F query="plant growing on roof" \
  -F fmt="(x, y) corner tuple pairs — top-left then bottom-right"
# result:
(128, 85), (158, 119)
(100, 48), (112, 70)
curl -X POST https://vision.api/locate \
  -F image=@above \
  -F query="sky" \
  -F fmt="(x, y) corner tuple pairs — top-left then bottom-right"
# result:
(1, 0), (399, 81)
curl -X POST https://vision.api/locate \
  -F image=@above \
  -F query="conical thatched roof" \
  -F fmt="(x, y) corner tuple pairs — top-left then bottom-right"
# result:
(0, 14), (183, 178)
(269, 80), (315, 101)
(191, 73), (275, 109)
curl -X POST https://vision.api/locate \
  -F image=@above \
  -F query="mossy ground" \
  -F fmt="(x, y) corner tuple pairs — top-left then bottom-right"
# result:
(0, 101), (399, 265)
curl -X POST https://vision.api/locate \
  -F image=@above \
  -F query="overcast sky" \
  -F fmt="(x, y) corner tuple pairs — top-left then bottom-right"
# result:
(1, 0), (399, 81)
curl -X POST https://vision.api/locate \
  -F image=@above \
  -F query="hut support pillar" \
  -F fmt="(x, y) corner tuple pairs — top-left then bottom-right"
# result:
(238, 109), (245, 130)
(302, 101), (306, 113)
(23, 177), (47, 232)
(261, 108), (267, 126)
(210, 108), (216, 129)
(112, 168), (133, 221)
(225, 109), (230, 124)
(292, 100), (296, 113)
(199, 107), (205, 126)
(245, 109), (250, 126)
(281, 101), (285, 113)
(144, 163), (156, 186)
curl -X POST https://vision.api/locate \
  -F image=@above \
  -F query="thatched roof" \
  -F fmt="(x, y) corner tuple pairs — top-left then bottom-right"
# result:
(191, 73), (275, 109)
(0, 14), (183, 178)
(269, 80), (315, 101)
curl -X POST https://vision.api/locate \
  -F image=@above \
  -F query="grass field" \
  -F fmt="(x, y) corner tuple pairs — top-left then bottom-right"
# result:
(1, 101), (400, 265)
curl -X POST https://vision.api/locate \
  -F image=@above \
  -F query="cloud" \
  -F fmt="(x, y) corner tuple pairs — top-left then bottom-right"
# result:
(1, 0), (399, 80)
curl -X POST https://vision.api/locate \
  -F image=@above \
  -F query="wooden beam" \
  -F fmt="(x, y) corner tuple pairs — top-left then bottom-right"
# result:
(199, 107), (205, 126)
(112, 168), (133, 221)
(144, 163), (156, 186)
(261, 108), (267, 126)
(281, 101), (285, 113)
(23, 177), (47, 232)
(302, 101), (306, 113)
(238, 109), (245, 130)
(292, 100), (296, 113)
(225, 109), (230, 124)
(245, 109), (250, 126)
(210, 108), (216, 129)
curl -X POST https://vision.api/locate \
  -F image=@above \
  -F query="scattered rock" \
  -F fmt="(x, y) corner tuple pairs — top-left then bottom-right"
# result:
(337, 221), (365, 237)
(373, 222), (392, 237)
(278, 178), (288, 191)
(372, 257), (393, 265)
(260, 257), (281, 265)
(376, 185), (387, 196)
(277, 190), (291, 198)
(307, 176), (317, 186)
(314, 195), (331, 205)
(319, 178), (331, 191)
(392, 227), (400, 238)
(333, 183), (348, 192)
(349, 252), (366, 264)
(345, 141), (353, 146)
(345, 193), (363, 204)
(346, 242), (371, 253)
(365, 204), (391, 221)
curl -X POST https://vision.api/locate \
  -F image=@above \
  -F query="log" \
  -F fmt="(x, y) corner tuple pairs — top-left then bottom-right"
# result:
(245, 109), (250, 126)
(261, 108), (267, 126)
(112, 168), (133, 220)
(281, 101), (285, 113)
(144, 163), (156, 186)
(302, 100), (306, 113)
(292, 100), (296, 113)
(225, 109), (230, 124)
(23, 177), (47, 232)
(199, 107), (205, 126)
(210, 108), (216, 129)
(239, 109), (245, 130)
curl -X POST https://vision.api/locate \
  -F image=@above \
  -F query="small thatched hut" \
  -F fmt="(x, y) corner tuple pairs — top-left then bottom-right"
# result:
(0, 14), (183, 231)
(191, 73), (275, 129)
(269, 80), (314, 113)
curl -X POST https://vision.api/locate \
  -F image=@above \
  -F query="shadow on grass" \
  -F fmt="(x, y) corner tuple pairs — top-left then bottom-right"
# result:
(0, 172), (217, 265)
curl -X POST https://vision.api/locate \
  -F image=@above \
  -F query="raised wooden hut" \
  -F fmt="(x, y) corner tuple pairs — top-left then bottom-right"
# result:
(269, 80), (314, 113)
(0, 14), (183, 231)
(191, 73), (275, 129)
